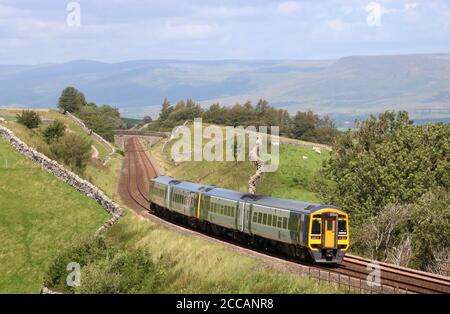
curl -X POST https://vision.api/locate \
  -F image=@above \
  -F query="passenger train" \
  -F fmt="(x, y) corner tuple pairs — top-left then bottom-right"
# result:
(149, 176), (350, 264)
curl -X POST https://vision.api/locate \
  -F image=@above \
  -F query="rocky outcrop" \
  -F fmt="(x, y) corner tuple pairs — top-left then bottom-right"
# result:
(0, 125), (123, 235)
(65, 112), (116, 165)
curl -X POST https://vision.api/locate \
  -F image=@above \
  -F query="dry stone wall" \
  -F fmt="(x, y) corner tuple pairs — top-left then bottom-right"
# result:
(248, 133), (265, 194)
(65, 112), (116, 165)
(0, 125), (123, 235)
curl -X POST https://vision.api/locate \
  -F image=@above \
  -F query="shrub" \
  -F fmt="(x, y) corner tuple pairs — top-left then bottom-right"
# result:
(43, 120), (66, 143)
(43, 237), (115, 293)
(76, 248), (161, 294)
(50, 133), (92, 174)
(16, 110), (42, 129)
(44, 237), (162, 293)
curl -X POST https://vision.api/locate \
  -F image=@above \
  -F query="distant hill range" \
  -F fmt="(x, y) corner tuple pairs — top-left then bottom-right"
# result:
(1, 54), (450, 124)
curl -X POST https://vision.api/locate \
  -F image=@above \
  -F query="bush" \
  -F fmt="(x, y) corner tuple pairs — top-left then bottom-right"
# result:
(44, 237), (162, 293)
(16, 110), (41, 129)
(50, 133), (92, 174)
(43, 120), (66, 143)
(76, 249), (161, 293)
(44, 237), (115, 293)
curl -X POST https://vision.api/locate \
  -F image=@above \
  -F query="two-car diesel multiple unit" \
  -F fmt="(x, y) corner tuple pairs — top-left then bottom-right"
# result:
(149, 175), (350, 263)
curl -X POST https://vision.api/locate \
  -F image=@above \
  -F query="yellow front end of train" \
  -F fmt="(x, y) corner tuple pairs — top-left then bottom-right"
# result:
(308, 208), (349, 263)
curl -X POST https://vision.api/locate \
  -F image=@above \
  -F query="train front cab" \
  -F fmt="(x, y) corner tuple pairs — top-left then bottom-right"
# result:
(308, 208), (349, 263)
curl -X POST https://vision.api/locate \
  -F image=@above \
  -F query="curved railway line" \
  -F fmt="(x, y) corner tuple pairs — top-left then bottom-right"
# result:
(118, 137), (450, 294)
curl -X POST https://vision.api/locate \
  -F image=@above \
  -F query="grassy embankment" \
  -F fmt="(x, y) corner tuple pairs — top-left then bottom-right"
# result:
(0, 109), (110, 159)
(0, 139), (109, 293)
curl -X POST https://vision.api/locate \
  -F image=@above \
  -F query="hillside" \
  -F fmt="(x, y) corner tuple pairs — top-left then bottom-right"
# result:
(149, 122), (327, 203)
(0, 138), (109, 293)
(1, 55), (450, 124)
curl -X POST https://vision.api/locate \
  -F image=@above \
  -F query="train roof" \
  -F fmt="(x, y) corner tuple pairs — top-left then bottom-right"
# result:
(152, 175), (209, 192)
(151, 175), (175, 185)
(172, 180), (208, 192)
(202, 187), (247, 200)
(152, 176), (344, 213)
(249, 195), (344, 213)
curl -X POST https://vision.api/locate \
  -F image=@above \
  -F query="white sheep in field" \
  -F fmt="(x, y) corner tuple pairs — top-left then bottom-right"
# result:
(313, 146), (321, 154)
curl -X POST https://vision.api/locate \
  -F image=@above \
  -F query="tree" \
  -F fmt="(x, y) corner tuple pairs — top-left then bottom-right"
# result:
(43, 120), (66, 143)
(143, 115), (153, 124)
(16, 110), (42, 129)
(50, 133), (92, 174)
(320, 111), (449, 219)
(290, 111), (339, 144)
(58, 87), (87, 113)
(158, 98), (173, 122)
(77, 104), (122, 142)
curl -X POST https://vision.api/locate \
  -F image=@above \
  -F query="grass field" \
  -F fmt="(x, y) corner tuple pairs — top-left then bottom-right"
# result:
(0, 138), (109, 293)
(257, 144), (329, 203)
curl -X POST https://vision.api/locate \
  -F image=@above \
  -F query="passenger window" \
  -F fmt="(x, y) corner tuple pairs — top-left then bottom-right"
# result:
(327, 220), (333, 231)
(263, 213), (267, 225)
(253, 212), (258, 222)
(272, 216), (277, 227)
(268, 215), (272, 226)
(283, 217), (288, 229)
(312, 219), (321, 235)
(338, 220), (347, 234)
(258, 212), (262, 224)
(277, 217), (282, 228)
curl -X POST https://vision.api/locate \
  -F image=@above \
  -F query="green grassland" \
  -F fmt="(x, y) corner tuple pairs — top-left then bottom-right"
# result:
(257, 144), (329, 203)
(0, 139), (109, 293)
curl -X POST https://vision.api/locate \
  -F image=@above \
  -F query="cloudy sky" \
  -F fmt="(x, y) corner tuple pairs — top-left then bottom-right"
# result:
(1, 0), (450, 64)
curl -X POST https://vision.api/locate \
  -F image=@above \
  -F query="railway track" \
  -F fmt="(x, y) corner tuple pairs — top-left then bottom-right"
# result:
(119, 137), (450, 294)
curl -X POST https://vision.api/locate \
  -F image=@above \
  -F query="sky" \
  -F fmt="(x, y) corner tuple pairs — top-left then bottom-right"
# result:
(1, 0), (450, 64)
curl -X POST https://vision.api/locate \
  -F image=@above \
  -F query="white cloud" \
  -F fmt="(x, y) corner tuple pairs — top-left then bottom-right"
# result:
(195, 6), (256, 19)
(0, 4), (31, 18)
(277, 1), (301, 15)
(326, 19), (350, 32)
(404, 3), (419, 11)
(158, 20), (215, 40)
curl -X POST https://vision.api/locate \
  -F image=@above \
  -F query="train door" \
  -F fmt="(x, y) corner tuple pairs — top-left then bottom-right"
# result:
(236, 201), (245, 232)
(166, 186), (171, 209)
(323, 214), (337, 248)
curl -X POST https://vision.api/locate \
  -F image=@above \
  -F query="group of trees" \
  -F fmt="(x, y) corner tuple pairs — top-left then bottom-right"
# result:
(316, 111), (450, 273)
(58, 87), (123, 142)
(148, 98), (340, 145)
